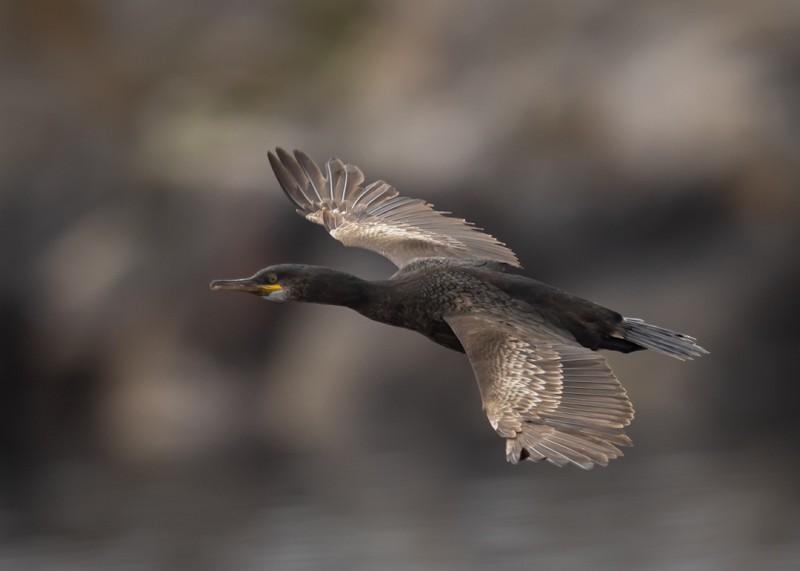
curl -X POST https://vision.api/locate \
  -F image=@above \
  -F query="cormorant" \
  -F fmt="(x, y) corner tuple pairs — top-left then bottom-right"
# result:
(211, 148), (707, 469)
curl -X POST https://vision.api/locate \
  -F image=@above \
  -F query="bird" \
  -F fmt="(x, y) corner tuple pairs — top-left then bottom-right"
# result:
(211, 148), (707, 469)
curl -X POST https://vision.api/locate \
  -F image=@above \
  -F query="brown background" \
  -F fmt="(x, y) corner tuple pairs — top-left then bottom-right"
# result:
(2, 1), (799, 569)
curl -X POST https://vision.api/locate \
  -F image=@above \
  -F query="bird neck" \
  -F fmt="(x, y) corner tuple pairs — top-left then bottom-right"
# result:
(301, 268), (371, 309)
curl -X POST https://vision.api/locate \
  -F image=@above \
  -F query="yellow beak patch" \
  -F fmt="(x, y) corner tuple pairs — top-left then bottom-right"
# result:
(259, 284), (283, 294)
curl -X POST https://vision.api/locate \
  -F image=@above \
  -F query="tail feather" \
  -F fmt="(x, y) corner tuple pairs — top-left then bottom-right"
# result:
(622, 318), (708, 360)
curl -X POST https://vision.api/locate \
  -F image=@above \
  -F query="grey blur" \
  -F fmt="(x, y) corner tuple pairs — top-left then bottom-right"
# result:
(1, 1), (799, 570)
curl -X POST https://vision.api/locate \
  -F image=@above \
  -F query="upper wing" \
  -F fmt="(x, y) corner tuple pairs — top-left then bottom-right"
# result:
(445, 312), (635, 469)
(267, 148), (521, 269)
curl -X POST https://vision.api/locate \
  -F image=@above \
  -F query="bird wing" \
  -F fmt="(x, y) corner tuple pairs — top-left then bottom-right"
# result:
(444, 311), (635, 468)
(267, 148), (521, 269)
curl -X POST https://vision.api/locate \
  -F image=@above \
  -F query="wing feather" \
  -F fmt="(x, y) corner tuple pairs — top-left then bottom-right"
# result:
(268, 148), (521, 269)
(293, 149), (326, 202)
(445, 312), (635, 469)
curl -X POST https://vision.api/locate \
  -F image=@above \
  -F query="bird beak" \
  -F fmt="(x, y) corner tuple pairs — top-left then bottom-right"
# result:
(209, 278), (282, 295)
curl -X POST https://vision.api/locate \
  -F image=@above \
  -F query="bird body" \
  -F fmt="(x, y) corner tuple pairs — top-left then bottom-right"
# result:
(212, 149), (707, 469)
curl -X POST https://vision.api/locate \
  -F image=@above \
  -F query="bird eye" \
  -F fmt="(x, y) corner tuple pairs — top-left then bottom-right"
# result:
(268, 273), (278, 284)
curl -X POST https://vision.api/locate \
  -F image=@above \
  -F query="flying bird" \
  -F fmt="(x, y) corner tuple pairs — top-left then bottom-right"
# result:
(211, 148), (707, 469)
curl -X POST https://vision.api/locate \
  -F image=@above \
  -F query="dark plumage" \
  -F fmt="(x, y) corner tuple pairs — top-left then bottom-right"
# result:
(211, 149), (707, 469)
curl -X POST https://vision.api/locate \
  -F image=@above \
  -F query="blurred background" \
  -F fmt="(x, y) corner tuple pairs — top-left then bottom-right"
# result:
(2, 0), (799, 569)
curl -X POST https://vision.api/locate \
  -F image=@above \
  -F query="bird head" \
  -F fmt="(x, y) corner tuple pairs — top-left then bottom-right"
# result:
(210, 265), (299, 302)
(211, 264), (364, 306)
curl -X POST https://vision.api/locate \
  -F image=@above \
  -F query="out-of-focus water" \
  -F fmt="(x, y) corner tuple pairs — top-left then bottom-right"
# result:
(2, 449), (797, 570)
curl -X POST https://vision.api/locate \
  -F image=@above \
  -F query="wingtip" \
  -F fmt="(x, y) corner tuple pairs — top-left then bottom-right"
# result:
(292, 148), (313, 164)
(503, 420), (630, 469)
(268, 147), (310, 210)
(267, 148), (280, 170)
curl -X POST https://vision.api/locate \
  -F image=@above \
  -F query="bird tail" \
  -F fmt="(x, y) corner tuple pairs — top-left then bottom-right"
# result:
(621, 318), (708, 360)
